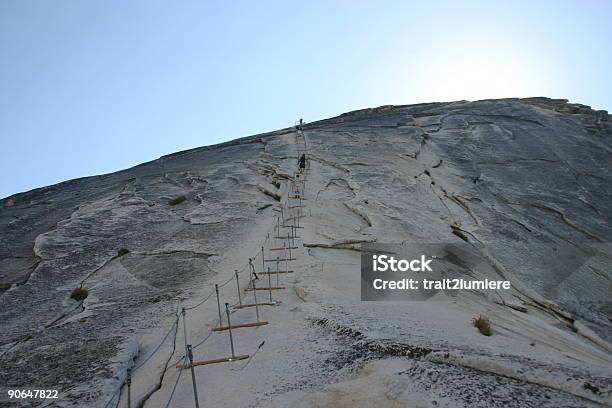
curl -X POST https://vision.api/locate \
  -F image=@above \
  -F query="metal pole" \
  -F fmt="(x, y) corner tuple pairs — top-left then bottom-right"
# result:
(235, 270), (242, 307)
(253, 277), (260, 322)
(215, 284), (223, 328)
(126, 369), (131, 408)
(187, 345), (200, 408)
(297, 206), (301, 228)
(250, 258), (258, 280)
(182, 308), (188, 349)
(291, 225), (295, 247)
(299, 192), (303, 219)
(287, 232), (291, 260)
(268, 266), (273, 303)
(261, 246), (265, 277)
(182, 308), (201, 407)
(225, 303), (236, 359)
(276, 257), (280, 287)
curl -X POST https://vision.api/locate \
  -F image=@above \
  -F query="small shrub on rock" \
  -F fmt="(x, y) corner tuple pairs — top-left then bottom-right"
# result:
(169, 195), (186, 206)
(472, 315), (492, 336)
(70, 287), (89, 301)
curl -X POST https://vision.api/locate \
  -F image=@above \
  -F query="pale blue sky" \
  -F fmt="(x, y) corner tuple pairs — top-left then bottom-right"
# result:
(1, 1), (611, 198)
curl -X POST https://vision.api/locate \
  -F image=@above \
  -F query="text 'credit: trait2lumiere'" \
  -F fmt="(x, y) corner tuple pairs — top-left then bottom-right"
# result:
(360, 244), (513, 301)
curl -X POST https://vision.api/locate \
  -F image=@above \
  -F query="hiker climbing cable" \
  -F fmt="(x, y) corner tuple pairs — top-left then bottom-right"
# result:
(298, 154), (306, 172)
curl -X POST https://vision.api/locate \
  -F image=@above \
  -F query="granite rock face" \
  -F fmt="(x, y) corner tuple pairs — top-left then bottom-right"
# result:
(0, 98), (611, 407)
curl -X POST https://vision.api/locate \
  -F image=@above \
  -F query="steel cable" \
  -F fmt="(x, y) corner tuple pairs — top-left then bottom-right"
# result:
(102, 384), (122, 408)
(183, 288), (215, 311)
(163, 356), (186, 408)
(229, 340), (265, 372)
(133, 316), (179, 371)
(139, 138), (303, 400)
(97, 129), (306, 408)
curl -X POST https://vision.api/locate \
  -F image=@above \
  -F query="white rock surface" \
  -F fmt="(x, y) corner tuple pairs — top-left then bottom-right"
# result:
(1, 98), (611, 407)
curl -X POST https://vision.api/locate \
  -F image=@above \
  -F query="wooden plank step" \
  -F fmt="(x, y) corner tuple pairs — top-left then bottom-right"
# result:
(244, 287), (285, 291)
(257, 270), (293, 274)
(285, 216), (305, 220)
(234, 302), (277, 309)
(176, 355), (249, 368)
(264, 258), (295, 262)
(212, 321), (269, 332)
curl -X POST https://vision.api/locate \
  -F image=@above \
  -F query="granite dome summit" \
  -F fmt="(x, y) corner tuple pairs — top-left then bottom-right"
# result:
(1, 97), (611, 407)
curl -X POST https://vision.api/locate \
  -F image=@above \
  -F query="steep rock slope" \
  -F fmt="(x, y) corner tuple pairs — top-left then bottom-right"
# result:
(0, 98), (610, 407)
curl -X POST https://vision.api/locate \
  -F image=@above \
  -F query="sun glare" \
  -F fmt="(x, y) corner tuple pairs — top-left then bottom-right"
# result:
(415, 47), (547, 103)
